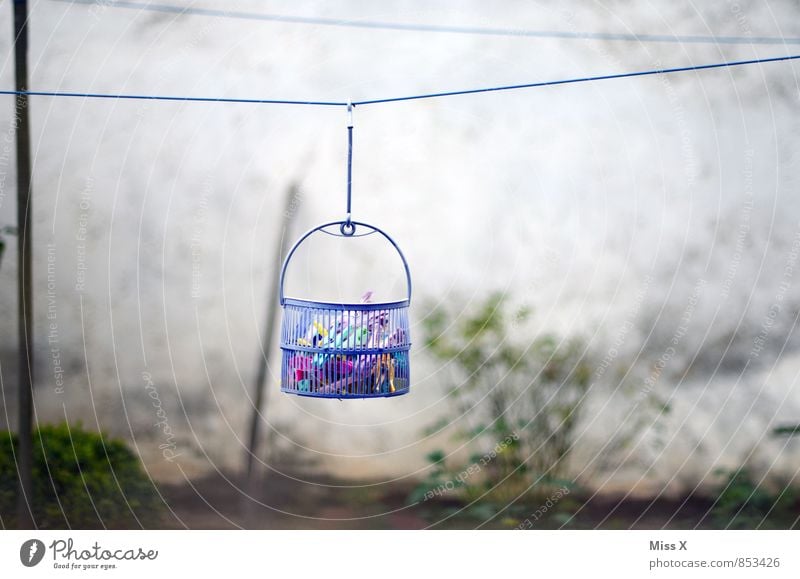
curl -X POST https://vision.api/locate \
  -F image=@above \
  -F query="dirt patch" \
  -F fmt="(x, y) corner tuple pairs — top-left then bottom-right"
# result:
(154, 470), (800, 530)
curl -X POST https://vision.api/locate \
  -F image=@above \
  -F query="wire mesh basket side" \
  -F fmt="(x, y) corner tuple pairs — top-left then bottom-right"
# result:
(280, 300), (410, 398)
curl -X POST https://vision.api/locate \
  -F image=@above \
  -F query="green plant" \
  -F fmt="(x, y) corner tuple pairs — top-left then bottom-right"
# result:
(0, 423), (163, 529)
(772, 424), (800, 437)
(711, 467), (798, 529)
(414, 293), (592, 509)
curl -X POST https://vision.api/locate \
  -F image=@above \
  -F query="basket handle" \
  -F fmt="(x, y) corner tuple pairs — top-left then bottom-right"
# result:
(279, 220), (412, 305)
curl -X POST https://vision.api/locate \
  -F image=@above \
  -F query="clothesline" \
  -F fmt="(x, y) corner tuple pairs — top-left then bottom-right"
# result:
(2, 54), (798, 108)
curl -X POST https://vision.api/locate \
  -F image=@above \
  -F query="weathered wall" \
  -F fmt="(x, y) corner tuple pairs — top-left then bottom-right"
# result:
(0, 0), (799, 494)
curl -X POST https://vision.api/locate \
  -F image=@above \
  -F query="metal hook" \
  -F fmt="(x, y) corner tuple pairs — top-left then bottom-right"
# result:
(345, 99), (354, 228)
(346, 99), (353, 128)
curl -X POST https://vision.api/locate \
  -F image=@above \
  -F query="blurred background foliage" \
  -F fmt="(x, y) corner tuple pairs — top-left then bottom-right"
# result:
(409, 293), (592, 524)
(0, 423), (162, 528)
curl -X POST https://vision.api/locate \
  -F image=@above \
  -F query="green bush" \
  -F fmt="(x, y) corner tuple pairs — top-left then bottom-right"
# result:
(0, 423), (162, 529)
(711, 467), (799, 529)
(412, 293), (591, 515)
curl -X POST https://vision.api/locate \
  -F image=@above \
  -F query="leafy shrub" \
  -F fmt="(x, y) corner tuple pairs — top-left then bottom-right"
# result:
(711, 467), (799, 529)
(413, 293), (592, 512)
(772, 424), (800, 437)
(0, 423), (162, 528)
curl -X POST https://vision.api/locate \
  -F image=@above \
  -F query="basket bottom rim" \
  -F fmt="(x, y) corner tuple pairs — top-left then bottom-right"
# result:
(281, 387), (410, 399)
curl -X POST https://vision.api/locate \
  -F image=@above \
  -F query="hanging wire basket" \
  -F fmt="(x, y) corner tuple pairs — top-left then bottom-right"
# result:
(279, 220), (412, 399)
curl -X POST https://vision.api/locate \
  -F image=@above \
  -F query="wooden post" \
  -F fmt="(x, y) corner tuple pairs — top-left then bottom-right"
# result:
(245, 184), (300, 480)
(13, 0), (35, 529)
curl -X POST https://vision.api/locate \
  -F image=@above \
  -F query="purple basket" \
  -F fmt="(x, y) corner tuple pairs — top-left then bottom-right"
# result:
(279, 220), (412, 399)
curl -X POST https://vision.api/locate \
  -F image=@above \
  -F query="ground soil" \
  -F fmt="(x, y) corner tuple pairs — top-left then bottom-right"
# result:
(156, 469), (799, 530)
